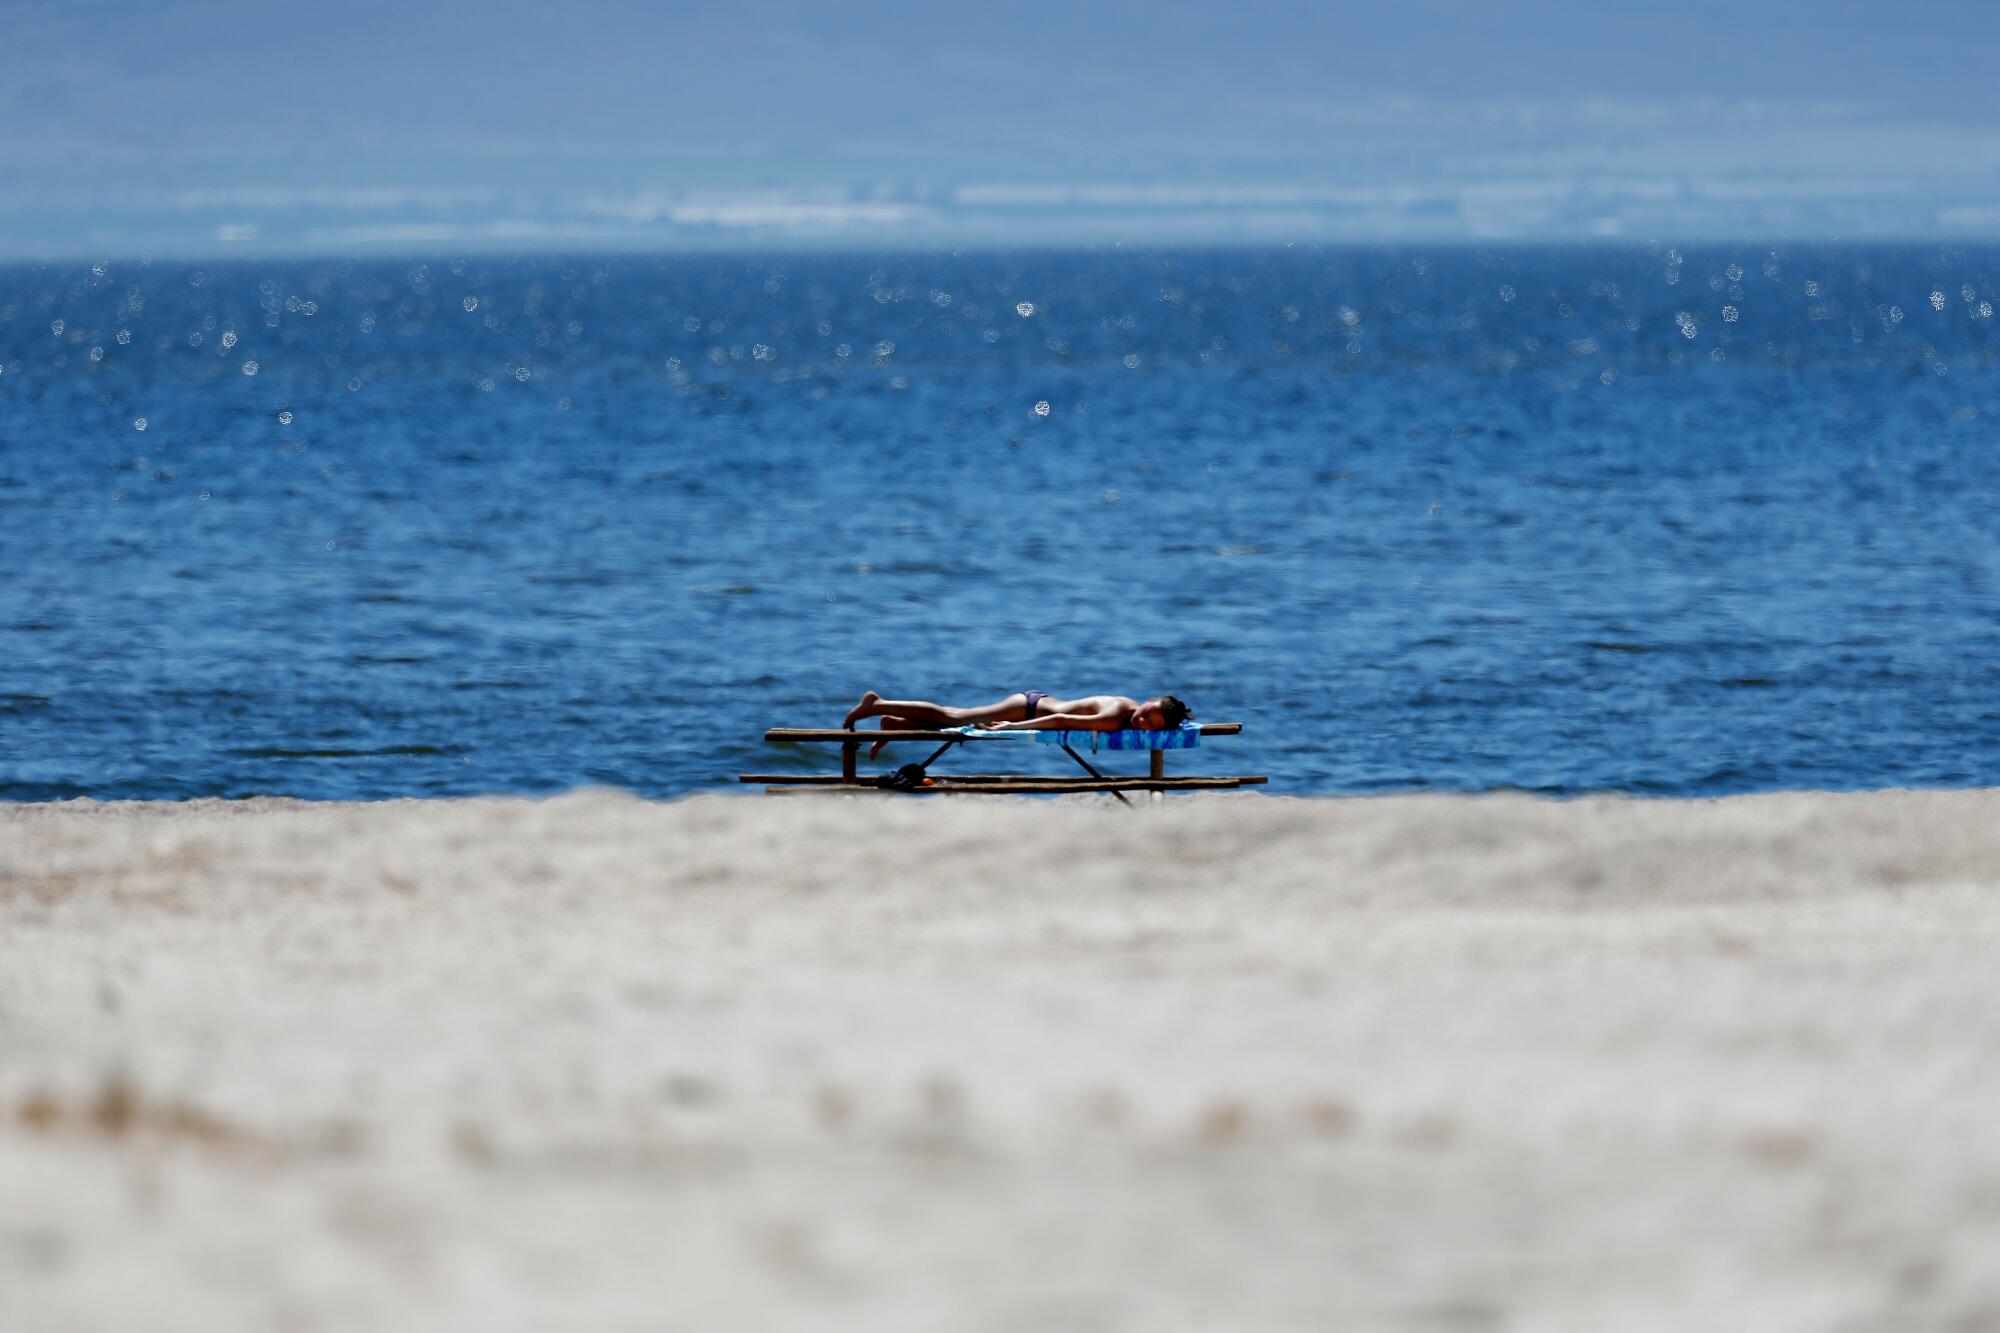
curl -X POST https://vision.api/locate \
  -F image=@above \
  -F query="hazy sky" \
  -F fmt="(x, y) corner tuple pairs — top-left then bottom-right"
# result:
(5, 0), (1999, 254)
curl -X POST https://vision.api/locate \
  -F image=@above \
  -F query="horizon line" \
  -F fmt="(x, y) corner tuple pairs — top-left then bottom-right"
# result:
(9, 230), (2000, 267)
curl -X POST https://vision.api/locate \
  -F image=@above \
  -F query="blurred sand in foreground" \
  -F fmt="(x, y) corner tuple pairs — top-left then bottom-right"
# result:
(4, 789), (1999, 1332)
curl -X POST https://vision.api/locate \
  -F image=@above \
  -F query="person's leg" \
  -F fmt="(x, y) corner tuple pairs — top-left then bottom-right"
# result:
(849, 697), (954, 728)
(949, 694), (1032, 726)
(868, 714), (924, 760)
(846, 692), (1029, 729)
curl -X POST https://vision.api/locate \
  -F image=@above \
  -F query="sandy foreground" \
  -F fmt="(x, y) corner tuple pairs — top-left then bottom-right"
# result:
(2, 788), (1998, 1332)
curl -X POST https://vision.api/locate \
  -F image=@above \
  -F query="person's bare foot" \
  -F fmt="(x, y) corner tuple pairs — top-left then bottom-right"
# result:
(844, 691), (879, 729)
(869, 738), (892, 761)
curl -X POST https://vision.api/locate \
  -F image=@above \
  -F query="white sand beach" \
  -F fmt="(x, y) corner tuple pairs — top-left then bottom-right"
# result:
(4, 788), (1999, 1331)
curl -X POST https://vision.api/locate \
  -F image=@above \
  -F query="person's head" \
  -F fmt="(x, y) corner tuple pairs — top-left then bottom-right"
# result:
(1130, 695), (1191, 730)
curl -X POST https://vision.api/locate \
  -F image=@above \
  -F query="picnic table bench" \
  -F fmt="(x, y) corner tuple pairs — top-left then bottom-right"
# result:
(741, 722), (1266, 802)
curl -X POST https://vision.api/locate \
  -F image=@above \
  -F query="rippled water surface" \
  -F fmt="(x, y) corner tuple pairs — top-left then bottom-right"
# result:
(3, 246), (1998, 799)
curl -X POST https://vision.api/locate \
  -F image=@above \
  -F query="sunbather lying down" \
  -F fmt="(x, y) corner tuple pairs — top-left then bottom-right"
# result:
(844, 690), (1190, 759)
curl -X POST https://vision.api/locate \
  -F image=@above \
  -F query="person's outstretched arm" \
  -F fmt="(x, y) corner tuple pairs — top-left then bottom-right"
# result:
(985, 709), (1124, 732)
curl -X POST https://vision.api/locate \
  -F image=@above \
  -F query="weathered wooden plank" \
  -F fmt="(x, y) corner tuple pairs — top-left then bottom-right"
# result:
(748, 775), (1266, 793)
(764, 723), (1243, 743)
(767, 728), (967, 743)
(963, 775), (1265, 788)
(741, 773), (1267, 787)
(744, 773), (996, 785)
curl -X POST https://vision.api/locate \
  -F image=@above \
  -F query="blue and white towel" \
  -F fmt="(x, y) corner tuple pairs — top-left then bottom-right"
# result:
(1035, 723), (1201, 751)
(951, 723), (1201, 750)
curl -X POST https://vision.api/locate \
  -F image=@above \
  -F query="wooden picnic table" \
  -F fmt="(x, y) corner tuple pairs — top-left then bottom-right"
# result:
(742, 722), (1265, 801)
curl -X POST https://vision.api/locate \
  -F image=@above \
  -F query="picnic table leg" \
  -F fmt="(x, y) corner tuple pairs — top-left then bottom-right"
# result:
(1061, 744), (1134, 808)
(1150, 750), (1166, 802)
(842, 741), (857, 784)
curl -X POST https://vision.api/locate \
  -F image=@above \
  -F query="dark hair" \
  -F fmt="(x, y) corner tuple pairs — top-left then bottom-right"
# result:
(1157, 695), (1190, 728)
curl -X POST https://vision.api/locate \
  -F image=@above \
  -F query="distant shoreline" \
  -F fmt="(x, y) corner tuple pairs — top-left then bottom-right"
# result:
(8, 778), (1998, 809)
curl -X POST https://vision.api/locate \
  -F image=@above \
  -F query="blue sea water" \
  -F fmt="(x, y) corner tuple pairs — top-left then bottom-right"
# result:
(2, 246), (1997, 801)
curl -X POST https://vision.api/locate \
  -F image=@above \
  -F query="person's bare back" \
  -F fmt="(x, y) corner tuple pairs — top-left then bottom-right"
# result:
(982, 694), (1141, 731)
(842, 690), (1189, 759)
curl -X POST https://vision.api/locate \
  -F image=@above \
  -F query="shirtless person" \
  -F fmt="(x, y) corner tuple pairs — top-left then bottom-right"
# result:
(844, 690), (1190, 759)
